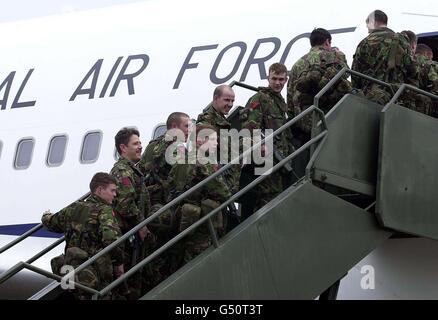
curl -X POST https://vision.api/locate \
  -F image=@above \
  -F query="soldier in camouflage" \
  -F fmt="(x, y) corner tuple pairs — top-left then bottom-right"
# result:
(139, 112), (191, 213)
(197, 85), (240, 193)
(287, 28), (352, 141)
(415, 44), (438, 116)
(399, 30), (432, 115)
(168, 124), (231, 265)
(138, 112), (191, 276)
(110, 127), (154, 298)
(240, 63), (293, 219)
(41, 173), (124, 300)
(197, 85), (241, 232)
(352, 10), (418, 105)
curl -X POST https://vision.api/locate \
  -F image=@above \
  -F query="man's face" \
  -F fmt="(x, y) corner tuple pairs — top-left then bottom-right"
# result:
(121, 134), (142, 162)
(213, 88), (235, 116)
(268, 71), (288, 93)
(174, 116), (191, 141)
(97, 183), (117, 204)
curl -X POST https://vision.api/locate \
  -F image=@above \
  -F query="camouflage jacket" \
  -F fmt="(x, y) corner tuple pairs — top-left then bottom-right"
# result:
(197, 105), (231, 131)
(287, 46), (352, 133)
(197, 105), (241, 193)
(197, 105), (232, 161)
(168, 154), (231, 206)
(138, 134), (175, 206)
(240, 87), (293, 157)
(110, 157), (150, 232)
(352, 27), (417, 90)
(41, 194), (124, 265)
(288, 47), (351, 110)
(415, 54), (438, 94)
(433, 61), (438, 75)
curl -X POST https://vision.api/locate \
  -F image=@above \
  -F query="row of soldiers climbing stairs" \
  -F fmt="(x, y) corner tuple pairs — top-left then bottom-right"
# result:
(1, 68), (438, 299)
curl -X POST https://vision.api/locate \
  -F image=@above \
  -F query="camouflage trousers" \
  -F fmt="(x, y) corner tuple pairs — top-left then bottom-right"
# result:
(146, 204), (180, 284)
(174, 200), (223, 266)
(224, 167), (241, 194)
(51, 248), (114, 300)
(109, 234), (158, 300)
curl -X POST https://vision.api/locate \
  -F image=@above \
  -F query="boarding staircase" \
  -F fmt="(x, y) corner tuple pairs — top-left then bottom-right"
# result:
(1, 69), (438, 300)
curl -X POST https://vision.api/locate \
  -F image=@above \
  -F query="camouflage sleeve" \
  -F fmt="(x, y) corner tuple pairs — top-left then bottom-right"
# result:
(406, 61), (419, 87)
(41, 203), (77, 233)
(197, 109), (218, 126)
(41, 212), (64, 233)
(400, 37), (418, 87)
(138, 141), (156, 175)
(428, 64), (438, 94)
(137, 156), (148, 176)
(352, 40), (367, 88)
(198, 164), (231, 203)
(98, 206), (124, 266)
(433, 62), (438, 76)
(111, 168), (145, 228)
(241, 93), (263, 132)
(196, 111), (208, 125)
(287, 68), (297, 118)
(167, 163), (190, 201)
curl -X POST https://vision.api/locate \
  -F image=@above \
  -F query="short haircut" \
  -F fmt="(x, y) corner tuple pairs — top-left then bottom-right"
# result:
(269, 63), (288, 75)
(213, 85), (232, 99)
(416, 43), (433, 55)
(367, 10), (388, 25)
(401, 30), (417, 45)
(90, 172), (117, 193)
(310, 28), (332, 47)
(166, 112), (189, 129)
(115, 127), (140, 155)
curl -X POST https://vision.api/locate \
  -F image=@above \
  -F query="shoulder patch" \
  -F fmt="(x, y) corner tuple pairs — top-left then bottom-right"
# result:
(121, 177), (131, 186)
(249, 102), (260, 110)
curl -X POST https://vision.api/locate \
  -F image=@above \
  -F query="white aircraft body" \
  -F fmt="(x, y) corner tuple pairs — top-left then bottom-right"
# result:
(0, 0), (438, 299)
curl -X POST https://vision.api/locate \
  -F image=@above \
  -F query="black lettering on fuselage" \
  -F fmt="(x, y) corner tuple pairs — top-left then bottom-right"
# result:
(109, 54), (149, 97)
(239, 37), (281, 82)
(173, 45), (219, 89)
(69, 59), (103, 101)
(174, 27), (357, 88)
(0, 69), (36, 110)
(210, 42), (247, 84)
(70, 54), (149, 101)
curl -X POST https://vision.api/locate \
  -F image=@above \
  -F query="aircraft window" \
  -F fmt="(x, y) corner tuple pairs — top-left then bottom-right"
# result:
(47, 135), (68, 167)
(14, 138), (35, 169)
(152, 124), (167, 139)
(80, 131), (102, 164)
